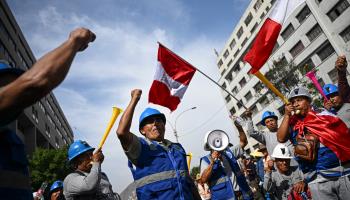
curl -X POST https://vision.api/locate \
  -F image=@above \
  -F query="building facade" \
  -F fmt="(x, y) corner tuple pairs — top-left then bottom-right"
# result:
(217, 0), (350, 152)
(0, 0), (74, 156)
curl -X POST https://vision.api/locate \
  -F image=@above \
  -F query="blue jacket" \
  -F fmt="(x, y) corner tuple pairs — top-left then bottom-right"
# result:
(201, 149), (253, 200)
(128, 137), (194, 200)
(0, 127), (33, 200)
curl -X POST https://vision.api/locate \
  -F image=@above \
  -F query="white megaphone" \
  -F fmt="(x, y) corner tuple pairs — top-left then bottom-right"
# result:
(204, 130), (230, 151)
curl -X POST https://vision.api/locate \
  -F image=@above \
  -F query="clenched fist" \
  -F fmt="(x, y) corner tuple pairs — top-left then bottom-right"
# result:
(131, 89), (142, 101)
(335, 55), (347, 72)
(69, 27), (96, 52)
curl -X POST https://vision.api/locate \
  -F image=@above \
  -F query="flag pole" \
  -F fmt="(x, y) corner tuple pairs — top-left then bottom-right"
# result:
(158, 42), (248, 109)
(253, 71), (289, 104)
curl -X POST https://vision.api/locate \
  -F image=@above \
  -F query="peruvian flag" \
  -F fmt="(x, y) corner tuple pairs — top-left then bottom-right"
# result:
(244, 0), (305, 73)
(148, 44), (196, 111)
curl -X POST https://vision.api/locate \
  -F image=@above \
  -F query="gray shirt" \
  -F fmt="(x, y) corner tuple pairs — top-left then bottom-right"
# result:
(200, 144), (244, 191)
(246, 119), (298, 166)
(263, 166), (303, 200)
(63, 163), (118, 200)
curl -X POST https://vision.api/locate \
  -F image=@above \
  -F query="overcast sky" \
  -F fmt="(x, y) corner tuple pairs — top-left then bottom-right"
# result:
(8, 0), (250, 191)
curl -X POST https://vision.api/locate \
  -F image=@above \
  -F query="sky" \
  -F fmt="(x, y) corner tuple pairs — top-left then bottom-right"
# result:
(8, 0), (251, 191)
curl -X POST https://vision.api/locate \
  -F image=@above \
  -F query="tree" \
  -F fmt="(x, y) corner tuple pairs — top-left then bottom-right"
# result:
(29, 146), (71, 191)
(190, 166), (200, 180)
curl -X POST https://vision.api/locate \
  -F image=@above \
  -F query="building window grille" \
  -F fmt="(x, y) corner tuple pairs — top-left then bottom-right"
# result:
(237, 27), (244, 39)
(245, 13), (253, 26)
(289, 41), (305, 58)
(239, 77), (247, 88)
(328, 68), (338, 83)
(254, 0), (264, 11)
(306, 24), (323, 42)
(225, 95), (231, 103)
(230, 107), (236, 115)
(223, 50), (229, 59)
(296, 5), (311, 23)
(227, 59), (233, 68)
(237, 100), (244, 109)
(281, 24), (295, 40)
(251, 23), (258, 33)
(316, 42), (335, 61)
(340, 25), (350, 42)
(232, 86), (238, 95)
(241, 38), (248, 47)
(245, 91), (253, 102)
(327, 0), (349, 22)
(230, 39), (236, 49)
(218, 59), (223, 68)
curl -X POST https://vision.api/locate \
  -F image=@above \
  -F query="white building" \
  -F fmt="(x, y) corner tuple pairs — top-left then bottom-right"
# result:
(217, 0), (350, 153)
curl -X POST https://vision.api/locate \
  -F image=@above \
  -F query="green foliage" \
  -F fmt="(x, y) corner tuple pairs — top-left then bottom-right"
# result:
(29, 147), (71, 191)
(190, 166), (200, 180)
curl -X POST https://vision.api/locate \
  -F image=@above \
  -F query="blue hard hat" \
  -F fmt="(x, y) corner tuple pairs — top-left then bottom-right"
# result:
(0, 60), (24, 76)
(68, 140), (95, 162)
(139, 107), (166, 130)
(261, 111), (278, 126)
(50, 180), (63, 193)
(323, 84), (338, 97)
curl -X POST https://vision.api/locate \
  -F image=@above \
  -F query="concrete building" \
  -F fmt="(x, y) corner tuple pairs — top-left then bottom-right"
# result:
(217, 0), (350, 153)
(0, 0), (74, 156)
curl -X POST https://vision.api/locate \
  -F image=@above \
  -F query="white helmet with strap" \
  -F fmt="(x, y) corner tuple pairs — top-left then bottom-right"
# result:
(271, 143), (293, 159)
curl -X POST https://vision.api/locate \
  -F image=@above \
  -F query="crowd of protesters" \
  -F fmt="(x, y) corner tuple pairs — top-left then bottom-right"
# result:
(1, 26), (350, 200)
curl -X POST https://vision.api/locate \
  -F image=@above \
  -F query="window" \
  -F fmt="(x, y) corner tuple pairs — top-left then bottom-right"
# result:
(259, 95), (269, 107)
(254, 0), (264, 11)
(218, 59), (223, 68)
(260, 12), (266, 20)
(239, 77), (247, 88)
(254, 82), (263, 93)
(227, 59), (233, 68)
(233, 64), (241, 72)
(241, 38), (248, 47)
(45, 124), (51, 136)
(230, 39), (236, 49)
(232, 86), (238, 95)
(251, 23), (258, 33)
(233, 50), (240, 58)
(306, 24), (323, 41)
(223, 50), (229, 59)
(340, 25), (350, 42)
(317, 42), (335, 61)
(237, 100), (244, 109)
(328, 68), (338, 83)
(225, 71), (233, 82)
(289, 41), (305, 58)
(222, 83), (227, 89)
(237, 27), (243, 39)
(245, 13), (253, 26)
(245, 91), (253, 102)
(230, 107), (236, 115)
(296, 5), (311, 23)
(251, 104), (258, 115)
(281, 24), (295, 40)
(221, 69), (226, 76)
(225, 95), (231, 103)
(327, 0), (349, 22)
(272, 42), (280, 54)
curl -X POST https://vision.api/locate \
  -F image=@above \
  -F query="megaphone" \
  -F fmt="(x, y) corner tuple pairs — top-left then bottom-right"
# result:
(204, 130), (230, 151)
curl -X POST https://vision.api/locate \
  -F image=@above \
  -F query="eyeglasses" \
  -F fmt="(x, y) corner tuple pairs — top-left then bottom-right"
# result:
(143, 116), (164, 125)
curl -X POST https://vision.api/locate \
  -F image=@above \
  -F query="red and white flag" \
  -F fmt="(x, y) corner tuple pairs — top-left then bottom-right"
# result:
(244, 0), (305, 73)
(148, 44), (196, 111)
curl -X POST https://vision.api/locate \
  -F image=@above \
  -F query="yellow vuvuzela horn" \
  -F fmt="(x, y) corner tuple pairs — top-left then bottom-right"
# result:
(187, 153), (193, 171)
(98, 107), (123, 149)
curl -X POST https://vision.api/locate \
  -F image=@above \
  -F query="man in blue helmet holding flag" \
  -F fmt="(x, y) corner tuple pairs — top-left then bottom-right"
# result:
(0, 27), (95, 200)
(63, 140), (120, 200)
(116, 89), (201, 200)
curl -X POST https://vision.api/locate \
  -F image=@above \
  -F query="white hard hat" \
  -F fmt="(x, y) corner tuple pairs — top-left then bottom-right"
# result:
(271, 143), (293, 159)
(288, 87), (311, 101)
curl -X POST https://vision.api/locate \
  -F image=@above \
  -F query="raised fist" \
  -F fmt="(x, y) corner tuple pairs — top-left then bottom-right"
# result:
(131, 89), (142, 101)
(69, 27), (96, 52)
(335, 55), (347, 72)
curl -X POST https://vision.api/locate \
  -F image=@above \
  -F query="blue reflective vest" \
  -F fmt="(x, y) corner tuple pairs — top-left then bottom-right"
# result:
(128, 137), (194, 200)
(0, 128), (33, 200)
(201, 149), (253, 200)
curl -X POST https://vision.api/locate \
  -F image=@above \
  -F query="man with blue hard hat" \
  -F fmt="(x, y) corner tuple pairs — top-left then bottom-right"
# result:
(63, 140), (120, 200)
(116, 89), (201, 200)
(244, 110), (296, 166)
(323, 83), (350, 128)
(49, 181), (64, 200)
(0, 27), (95, 200)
